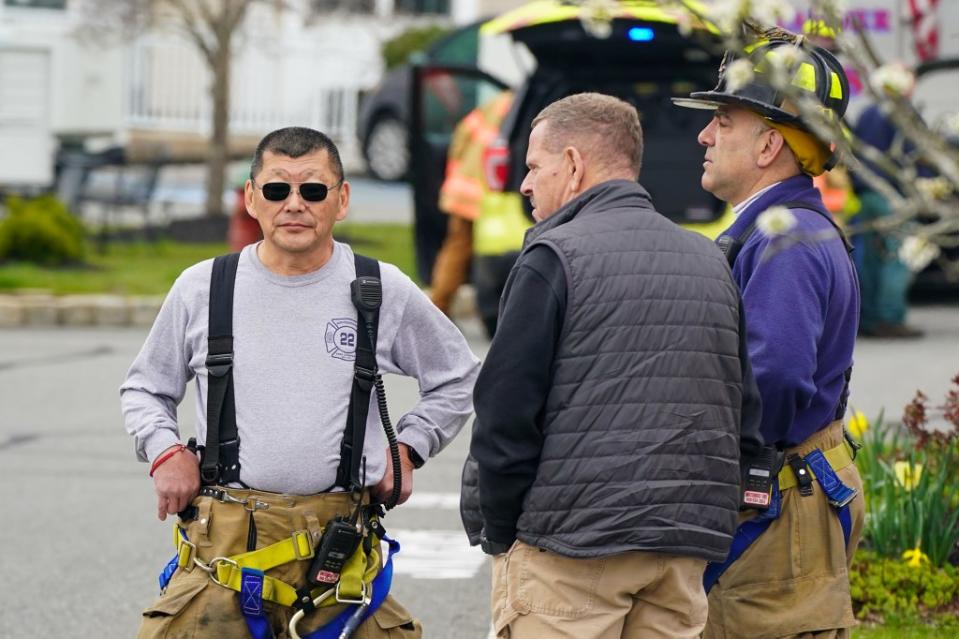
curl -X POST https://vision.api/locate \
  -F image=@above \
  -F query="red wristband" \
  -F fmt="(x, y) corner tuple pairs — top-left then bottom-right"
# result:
(150, 444), (187, 477)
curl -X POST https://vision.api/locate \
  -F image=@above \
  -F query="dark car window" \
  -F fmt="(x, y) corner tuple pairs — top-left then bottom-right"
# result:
(421, 72), (501, 144)
(428, 23), (480, 65)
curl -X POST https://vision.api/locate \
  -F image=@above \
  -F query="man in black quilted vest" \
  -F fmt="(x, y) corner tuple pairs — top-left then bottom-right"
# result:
(468, 92), (763, 638)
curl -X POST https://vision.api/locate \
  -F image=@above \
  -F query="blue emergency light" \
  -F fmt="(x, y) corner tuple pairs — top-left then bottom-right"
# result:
(628, 27), (655, 42)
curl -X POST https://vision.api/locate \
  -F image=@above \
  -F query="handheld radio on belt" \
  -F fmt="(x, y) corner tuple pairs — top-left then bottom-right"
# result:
(740, 447), (784, 510)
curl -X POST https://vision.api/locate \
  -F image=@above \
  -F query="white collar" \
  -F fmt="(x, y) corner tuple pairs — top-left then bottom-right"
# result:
(732, 182), (781, 216)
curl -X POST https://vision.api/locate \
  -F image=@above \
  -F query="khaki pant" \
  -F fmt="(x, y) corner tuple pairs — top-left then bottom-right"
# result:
(704, 421), (866, 639)
(491, 540), (708, 638)
(138, 488), (421, 639)
(430, 216), (473, 315)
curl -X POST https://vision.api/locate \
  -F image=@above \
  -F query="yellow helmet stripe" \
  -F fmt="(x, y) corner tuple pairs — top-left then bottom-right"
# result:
(830, 71), (844, 99)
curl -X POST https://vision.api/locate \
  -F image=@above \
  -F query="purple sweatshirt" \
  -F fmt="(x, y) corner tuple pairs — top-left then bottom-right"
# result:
(720, 175), (860, 447)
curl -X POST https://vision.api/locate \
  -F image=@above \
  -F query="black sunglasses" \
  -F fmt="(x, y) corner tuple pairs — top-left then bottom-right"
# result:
(253, 179), (341, 202)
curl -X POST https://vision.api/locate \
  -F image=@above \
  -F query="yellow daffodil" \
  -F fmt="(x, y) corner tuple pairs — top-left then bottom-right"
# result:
(894, 461), (923, 491)
(902, 546), (929, 568)
(847, 411), (869, 439)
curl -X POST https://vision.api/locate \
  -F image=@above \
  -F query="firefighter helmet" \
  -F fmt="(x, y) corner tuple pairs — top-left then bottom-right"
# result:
(672, 39), (849, 129)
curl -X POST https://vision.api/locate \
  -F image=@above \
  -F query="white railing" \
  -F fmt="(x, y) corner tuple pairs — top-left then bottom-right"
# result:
(124, 34), (375, 152)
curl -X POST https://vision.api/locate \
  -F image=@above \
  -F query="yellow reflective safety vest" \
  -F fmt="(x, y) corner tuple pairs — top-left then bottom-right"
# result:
(438, 91), (513, 221)
(438, 90), (531, 257)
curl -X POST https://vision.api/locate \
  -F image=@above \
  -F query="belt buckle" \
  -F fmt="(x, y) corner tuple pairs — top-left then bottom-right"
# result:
(243, 497), (269, 512)
(335, 580), (368, 605)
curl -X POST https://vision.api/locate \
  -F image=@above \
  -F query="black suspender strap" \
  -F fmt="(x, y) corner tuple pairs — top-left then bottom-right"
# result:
(335, 253), (382, 491)
(717, 219), (760, 267)
(201, 252), (242, 486)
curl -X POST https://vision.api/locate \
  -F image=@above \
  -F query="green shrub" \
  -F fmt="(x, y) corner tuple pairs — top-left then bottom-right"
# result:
(854, 393), (959, 567)
(382, 25), (450, 70)
(851, 550), (959, 627)
(0, 195), (86, 265)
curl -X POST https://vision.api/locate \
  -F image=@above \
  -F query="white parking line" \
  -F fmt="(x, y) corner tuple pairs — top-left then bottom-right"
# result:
(403, 492), (461, 510)
(388, 529), (486, 579)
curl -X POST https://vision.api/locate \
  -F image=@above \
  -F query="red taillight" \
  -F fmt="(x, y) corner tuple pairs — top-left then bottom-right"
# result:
(483, 139), (509, 192)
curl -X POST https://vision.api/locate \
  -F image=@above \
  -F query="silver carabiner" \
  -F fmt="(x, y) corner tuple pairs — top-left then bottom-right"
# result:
(288, 589), (336, 639)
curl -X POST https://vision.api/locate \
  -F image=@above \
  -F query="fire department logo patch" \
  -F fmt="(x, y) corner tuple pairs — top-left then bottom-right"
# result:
(325, 318), (358, 361)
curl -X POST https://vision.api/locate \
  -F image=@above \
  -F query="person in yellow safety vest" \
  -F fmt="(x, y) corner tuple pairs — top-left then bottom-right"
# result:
(430, 90), (514, 328)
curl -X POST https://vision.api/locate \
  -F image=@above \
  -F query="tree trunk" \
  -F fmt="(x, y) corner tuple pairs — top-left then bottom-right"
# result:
(204, 38), (231, 218)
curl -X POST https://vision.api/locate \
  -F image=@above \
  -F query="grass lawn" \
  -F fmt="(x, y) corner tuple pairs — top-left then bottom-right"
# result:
(0, 223), (416, 296)
(855, 626), (959, 638)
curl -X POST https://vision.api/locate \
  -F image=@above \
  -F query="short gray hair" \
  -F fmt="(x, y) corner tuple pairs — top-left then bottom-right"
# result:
(250, 127), (343, 181)
(531, 93), (643, 177)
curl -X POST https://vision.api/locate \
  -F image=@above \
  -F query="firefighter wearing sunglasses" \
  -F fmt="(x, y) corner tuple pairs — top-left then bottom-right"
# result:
(122, 126), (479, 638)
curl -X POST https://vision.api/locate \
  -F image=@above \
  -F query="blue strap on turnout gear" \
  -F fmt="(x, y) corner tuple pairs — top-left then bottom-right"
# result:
(803, 448), (854, 550)
(159, 527), (189, 591)
(302, 535), (400, 639)
(805, 448), (857, 508)
(703, 485), (781, 593)
(704, 447), (857, 593)
(240, 568), (272, 639)
(156, 525), (401, 638)
(158, 553), (179, 591)
(235, 534), (401, 639)
(837, 504), (852, 549)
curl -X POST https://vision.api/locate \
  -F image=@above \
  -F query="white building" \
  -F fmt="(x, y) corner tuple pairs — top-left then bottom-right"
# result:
(0, 0), (516, 189)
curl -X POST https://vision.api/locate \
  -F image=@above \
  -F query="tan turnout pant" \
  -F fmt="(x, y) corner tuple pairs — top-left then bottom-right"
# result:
(429, 216), (473, 316)
(137, 487), (421, 639)
(703, 420), (866, 639)
(491, 540), (708, 638)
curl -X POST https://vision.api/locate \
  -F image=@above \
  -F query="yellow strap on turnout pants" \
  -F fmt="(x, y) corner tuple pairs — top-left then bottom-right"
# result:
(174, 524), (381, 608)
(778, 440), (854, 490)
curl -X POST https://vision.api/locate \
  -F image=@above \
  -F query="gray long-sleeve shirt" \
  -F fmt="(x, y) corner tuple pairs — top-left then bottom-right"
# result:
(121, 241), (479, 495)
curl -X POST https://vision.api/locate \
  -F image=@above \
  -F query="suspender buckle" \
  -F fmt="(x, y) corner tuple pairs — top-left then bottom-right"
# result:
(353, 365), (376, 383)
(218, 437), (241, 483)
(205, 352), (234, 377)
(200, 466), (220, 484)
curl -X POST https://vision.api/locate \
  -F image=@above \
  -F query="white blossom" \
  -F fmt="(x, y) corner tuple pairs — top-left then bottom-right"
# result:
(724, 58), (756, 93)
(899, 236), (941, 272)
(672, 9), (693, 37)
(870, 64), (915, 96)
(756, 206), (798, 237)
(708, 0), (748, 33)
(749, 0), (792, 27)
(916, 177), (953, 201)
(580, 0), (617, 39)
(708, 0), (791, 32)
(767, 44), (804, 71)
(765, 45), (805, 89)
(940, 112), (959, 139)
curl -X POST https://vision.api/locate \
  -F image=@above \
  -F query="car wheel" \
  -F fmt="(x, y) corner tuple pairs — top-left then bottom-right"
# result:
(364, 114), (410, 181)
